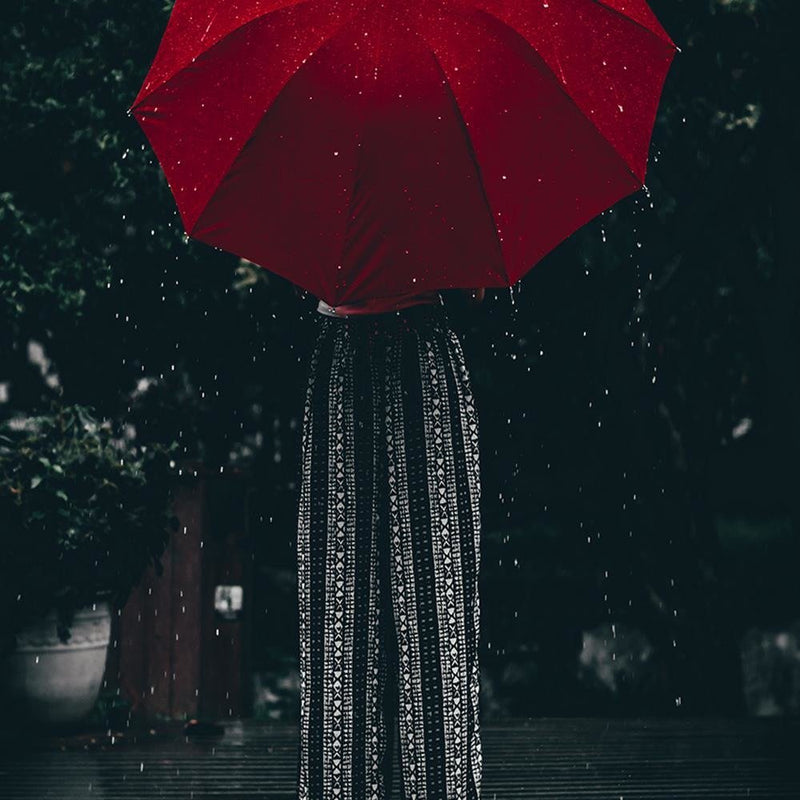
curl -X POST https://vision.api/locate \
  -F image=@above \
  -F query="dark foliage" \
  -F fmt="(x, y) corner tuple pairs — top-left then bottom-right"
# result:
(0, 401), (180, 652)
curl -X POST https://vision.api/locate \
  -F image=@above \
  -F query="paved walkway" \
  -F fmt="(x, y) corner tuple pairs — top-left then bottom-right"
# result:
(0, 716), (798, 798)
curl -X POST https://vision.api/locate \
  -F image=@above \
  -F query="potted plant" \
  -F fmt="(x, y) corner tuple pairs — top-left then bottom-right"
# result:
(0, 399), (180, 727)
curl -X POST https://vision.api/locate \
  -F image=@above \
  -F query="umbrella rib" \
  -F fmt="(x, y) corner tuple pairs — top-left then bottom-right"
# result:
(188, 15), (358, 238)
(473, 6), (643, 186)
(131, 0), (319, 111)
(584, 0), (676, 50)
(423, 43), (509, 285)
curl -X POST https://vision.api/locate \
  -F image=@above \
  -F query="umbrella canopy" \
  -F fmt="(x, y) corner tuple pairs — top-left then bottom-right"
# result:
(130, 0), (678, 306)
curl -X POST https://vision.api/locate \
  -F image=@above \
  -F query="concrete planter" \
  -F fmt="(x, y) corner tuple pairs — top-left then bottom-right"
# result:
(1, 600), (112, 727)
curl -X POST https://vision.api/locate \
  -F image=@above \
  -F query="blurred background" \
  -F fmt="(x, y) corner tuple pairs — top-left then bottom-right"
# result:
(0, 0), (798, 728)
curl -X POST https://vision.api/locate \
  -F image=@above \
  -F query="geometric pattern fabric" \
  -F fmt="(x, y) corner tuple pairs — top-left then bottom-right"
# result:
(296, 303), (482, 799)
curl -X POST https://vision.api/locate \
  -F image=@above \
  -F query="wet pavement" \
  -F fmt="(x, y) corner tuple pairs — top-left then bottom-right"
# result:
(0, 716), (798, 798)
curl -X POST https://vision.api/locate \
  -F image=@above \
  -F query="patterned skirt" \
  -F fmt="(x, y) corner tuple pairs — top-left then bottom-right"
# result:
(295, 302), (482, 800)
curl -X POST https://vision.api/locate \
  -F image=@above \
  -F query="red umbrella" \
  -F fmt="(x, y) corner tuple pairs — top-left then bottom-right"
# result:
(130, 0), (678, 306)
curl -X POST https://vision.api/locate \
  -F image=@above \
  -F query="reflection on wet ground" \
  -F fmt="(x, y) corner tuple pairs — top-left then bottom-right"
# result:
(0, 716), (798, 798)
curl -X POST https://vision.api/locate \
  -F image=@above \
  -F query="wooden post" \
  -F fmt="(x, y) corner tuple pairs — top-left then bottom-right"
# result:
(115, 459), (253, 721)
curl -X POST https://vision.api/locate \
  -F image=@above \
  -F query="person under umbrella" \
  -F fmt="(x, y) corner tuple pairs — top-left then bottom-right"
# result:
(130, 3), (677, 797)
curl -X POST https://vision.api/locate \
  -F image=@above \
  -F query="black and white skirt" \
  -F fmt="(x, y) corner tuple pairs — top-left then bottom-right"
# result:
(296, 302), (482, 800)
